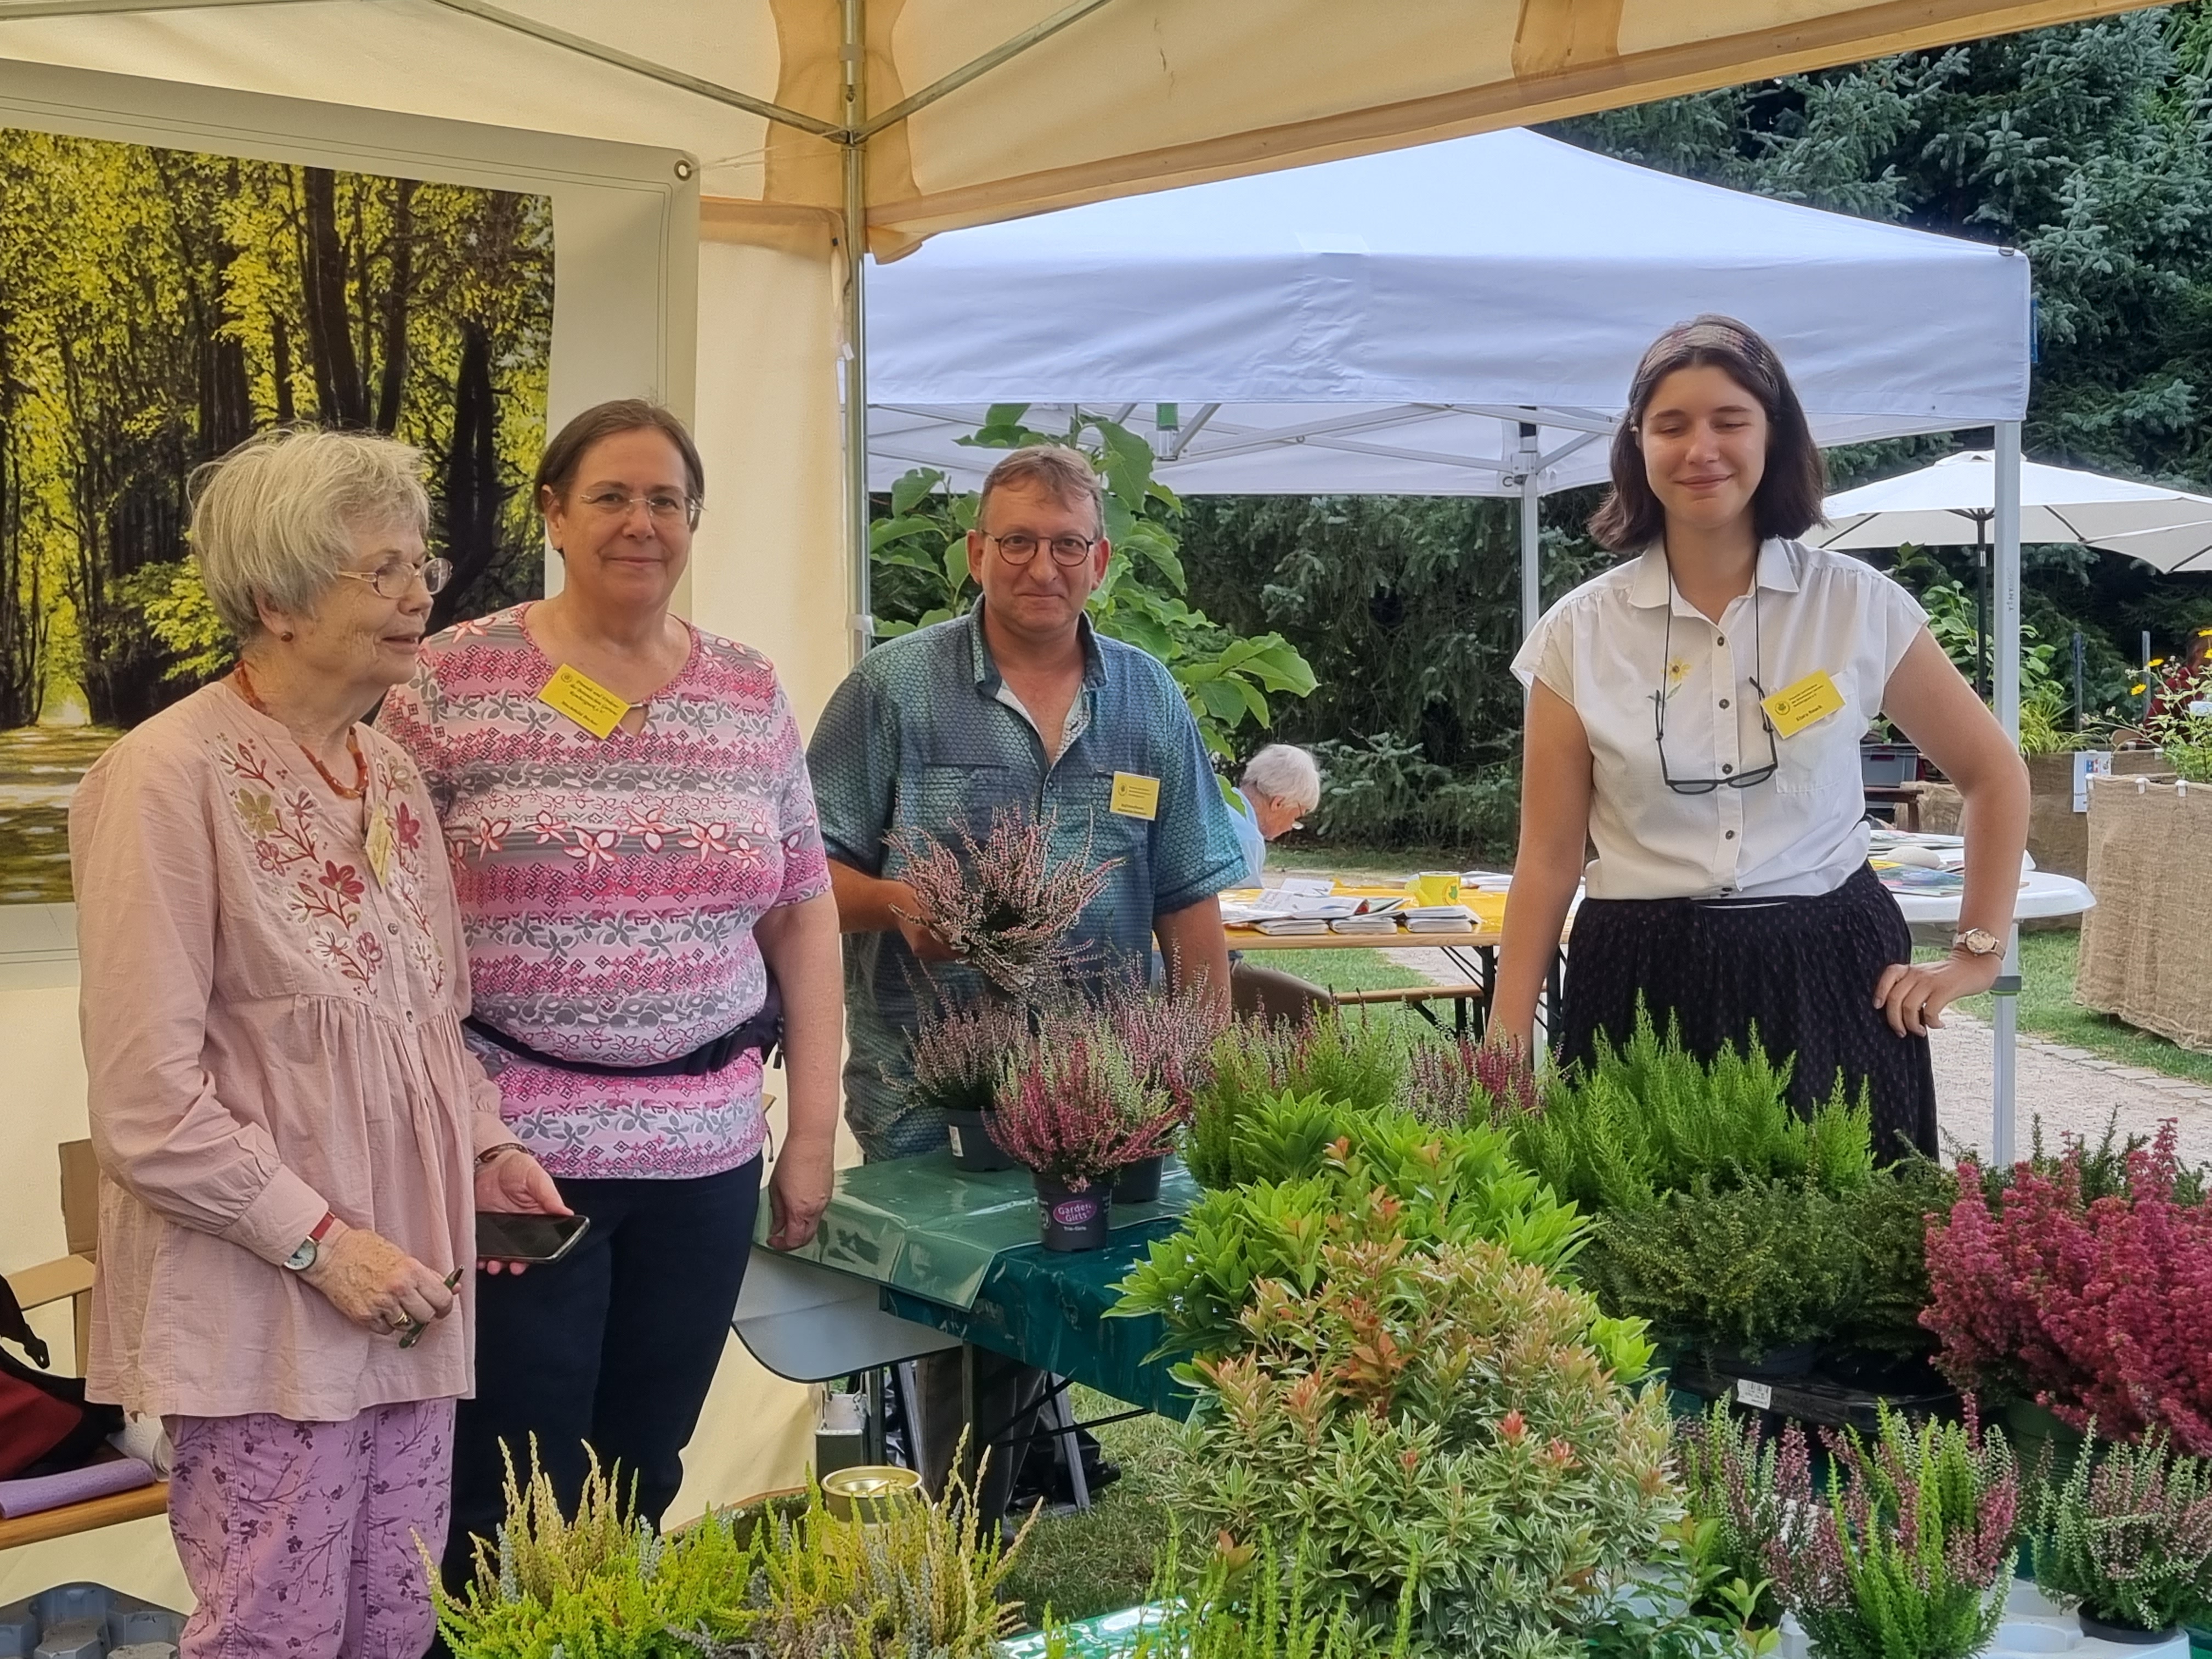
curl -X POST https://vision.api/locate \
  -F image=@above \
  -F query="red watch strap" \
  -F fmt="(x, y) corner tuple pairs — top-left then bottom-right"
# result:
(307, 1210), (338, 1244)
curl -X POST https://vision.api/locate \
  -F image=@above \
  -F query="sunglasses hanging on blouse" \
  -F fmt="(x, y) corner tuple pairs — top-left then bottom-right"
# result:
(1651, 561), (1781, 796)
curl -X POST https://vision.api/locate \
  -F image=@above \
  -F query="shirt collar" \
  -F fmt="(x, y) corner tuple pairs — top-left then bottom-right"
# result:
(1626, 538), (1801, 611)
(965, 600), (1107, 692)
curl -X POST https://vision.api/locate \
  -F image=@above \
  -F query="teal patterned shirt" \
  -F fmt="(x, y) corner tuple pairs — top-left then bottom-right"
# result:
(806, 605), (1246, 1160)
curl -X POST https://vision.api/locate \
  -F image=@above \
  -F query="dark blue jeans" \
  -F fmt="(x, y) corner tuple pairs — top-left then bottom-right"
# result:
(440, 1155), (762, 1598)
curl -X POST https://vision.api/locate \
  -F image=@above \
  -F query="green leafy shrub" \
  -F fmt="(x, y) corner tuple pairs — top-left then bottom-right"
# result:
(1170, 1233), (1678, 1656)
(1833, 1156), (1956, 1361)
(1188, 1012), (1411, 1186)
(431, 1440), (1030, 1659)
(1505, 1011), (1874, 1214)
(1576, 1177), (1864, 1363)
(2032, 1424), (2212, 1634)
(1114, 1104), (1596, 1365)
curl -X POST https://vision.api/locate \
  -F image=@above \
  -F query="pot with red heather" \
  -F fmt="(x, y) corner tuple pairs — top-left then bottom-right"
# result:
(990, 1020), (1182, 1251)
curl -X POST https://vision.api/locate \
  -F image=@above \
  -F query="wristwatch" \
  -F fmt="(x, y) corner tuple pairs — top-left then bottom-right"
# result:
(1952, 928), (2002, 958)
(283, 1210), (339, 1273)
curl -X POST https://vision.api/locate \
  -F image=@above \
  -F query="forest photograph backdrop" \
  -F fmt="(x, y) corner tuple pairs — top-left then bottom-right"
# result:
(0, 131), (553, 904)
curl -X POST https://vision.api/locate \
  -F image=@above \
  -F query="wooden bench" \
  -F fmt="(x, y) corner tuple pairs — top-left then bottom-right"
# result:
(1, 1142), (170, 1551)
(1328, 982), (1486, 1036)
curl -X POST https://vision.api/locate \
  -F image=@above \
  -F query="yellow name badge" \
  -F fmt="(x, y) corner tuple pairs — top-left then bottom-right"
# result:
(538, 664), (631, 740)
(1109, 772), (1161, 821)
(1760, 669), (1847, 738)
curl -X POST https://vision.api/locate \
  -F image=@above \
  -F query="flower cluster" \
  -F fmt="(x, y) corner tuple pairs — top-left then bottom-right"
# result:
(2032, 1424), (2212, 1633)
(988, 1024), (1182, 1189)
(903, 994), (1031, 1118)
(1404, 1033), (1539, 1127)
(1921, 1123), (2212, 1450)
(887, 806), (1121, 998)
(1106, 980), (1227, 1114)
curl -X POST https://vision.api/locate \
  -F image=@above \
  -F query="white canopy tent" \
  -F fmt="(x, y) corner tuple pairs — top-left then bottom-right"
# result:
(866, 127), (2034, 641)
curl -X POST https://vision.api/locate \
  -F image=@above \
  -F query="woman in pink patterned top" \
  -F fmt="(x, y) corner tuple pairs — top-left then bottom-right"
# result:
(379, 402), (843, 1602)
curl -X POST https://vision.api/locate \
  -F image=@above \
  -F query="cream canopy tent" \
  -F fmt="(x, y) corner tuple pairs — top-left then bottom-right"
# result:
(864, 125), (2032, 640)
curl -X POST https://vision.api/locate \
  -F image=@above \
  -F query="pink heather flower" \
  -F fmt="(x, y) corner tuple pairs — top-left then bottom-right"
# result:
(987, 1022), (1181, 1188)
(888, 807), (1122, 1000)
(1923, 1124), (2212, 1451)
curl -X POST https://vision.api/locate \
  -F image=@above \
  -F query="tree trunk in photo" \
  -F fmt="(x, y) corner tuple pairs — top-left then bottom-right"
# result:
(301, 166), (366, 427)
(271, 313), (296, 426)
(432, 320), (502, 632)
(373, 177), (414, 434)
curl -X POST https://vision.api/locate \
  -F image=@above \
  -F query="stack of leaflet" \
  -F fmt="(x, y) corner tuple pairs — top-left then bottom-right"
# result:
(1404, 904), (1475, 933)
(1330, 905), (1403, 935)
(1865, 830), (1969, 896)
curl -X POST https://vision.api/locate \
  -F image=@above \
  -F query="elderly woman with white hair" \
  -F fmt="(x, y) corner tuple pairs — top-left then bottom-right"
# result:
(1231, 742), (1322, 882)
(69, 428), (563, 1657)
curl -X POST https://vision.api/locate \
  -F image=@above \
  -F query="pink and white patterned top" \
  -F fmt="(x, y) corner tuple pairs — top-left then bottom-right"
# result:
(379, 604), (830, 1180)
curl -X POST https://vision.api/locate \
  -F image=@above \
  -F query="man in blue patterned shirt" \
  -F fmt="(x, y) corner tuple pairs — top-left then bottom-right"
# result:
(808, 445), (1244, 1163)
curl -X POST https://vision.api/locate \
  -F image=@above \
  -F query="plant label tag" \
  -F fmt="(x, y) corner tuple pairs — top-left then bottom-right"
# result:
(1734, 1378), (1774, 1410)
(1109, 772), (1161, 821)
(538, 664), (630, 740)
(364, 802), (396, 889)
(946, 1125), (965, 1158)
(1760, 670), (1844, 738)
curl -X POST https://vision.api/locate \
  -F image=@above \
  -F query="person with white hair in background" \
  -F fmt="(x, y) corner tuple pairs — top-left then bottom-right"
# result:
(70, 428), (565, 1658)
(1225, 743), (1332, 1024)
(1231, 742), (1322, 883)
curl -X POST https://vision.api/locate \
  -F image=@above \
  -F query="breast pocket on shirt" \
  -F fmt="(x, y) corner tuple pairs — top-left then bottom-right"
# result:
(1771, 665), (1867, 797)
(911, 763), (1023, 836)
(1059, 763), (1154, 887)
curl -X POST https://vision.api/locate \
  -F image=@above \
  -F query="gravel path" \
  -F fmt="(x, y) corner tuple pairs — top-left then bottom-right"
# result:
(1373, 945), (2212, 1167)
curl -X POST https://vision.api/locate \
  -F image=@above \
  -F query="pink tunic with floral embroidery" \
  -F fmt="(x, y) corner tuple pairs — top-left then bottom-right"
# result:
(377, 605), (831, 1180)
(71, 682), (510, 1423)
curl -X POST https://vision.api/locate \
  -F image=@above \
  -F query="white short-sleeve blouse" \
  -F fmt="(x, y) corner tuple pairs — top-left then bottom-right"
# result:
(1511, 538), (1928, 901)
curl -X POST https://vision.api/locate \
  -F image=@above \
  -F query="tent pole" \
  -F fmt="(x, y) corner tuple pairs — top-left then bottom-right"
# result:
(1517, 419), (1542, 642)
(842, 0), (872, 664)
(1992, 419), (2024, 1164)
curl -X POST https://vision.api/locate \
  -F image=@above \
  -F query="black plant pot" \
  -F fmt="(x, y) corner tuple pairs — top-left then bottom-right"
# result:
(945, 1108), (1018, 1172)
(2079, 1611), (2180, 1646)
(1110, 1155), (1164, 1205)
(1035, 1176), (1111, 1252)
(1708, 1340), (1821, 1381)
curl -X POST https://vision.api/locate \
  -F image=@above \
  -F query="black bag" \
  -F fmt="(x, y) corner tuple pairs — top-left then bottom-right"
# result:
(0, 1274), (123, 1481)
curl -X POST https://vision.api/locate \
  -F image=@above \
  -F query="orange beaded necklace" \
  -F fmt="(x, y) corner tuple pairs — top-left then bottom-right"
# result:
(230, 661), (369, 800)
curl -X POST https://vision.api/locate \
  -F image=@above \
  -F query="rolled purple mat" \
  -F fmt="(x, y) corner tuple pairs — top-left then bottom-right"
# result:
(0, 1457), (157, 1519)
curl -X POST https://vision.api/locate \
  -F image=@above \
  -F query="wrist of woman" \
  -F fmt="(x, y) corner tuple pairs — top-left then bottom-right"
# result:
(476, 1141), (528, 1169)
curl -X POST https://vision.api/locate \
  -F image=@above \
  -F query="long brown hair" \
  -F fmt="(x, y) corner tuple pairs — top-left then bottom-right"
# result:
(1589, 315), (1825, 552)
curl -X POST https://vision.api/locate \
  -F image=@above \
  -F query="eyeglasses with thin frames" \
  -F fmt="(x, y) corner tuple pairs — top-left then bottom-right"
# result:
(579, 488), (704, 530)
(983, 532), (1099, 568)
(335, 556), (453, 600)
(1652, 561), (1780, 795)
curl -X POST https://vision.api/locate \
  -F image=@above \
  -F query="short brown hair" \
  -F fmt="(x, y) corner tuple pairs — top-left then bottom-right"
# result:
(535, 399), (704, 509)
(1589, 315), (1826, 552)
(977, 444), (1104, 537)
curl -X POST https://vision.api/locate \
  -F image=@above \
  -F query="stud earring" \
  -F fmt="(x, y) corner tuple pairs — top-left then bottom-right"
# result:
(279, 629), (295, 641)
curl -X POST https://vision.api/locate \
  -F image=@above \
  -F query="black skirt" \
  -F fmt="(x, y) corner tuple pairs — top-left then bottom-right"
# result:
(1556, 862), (1937, 1160)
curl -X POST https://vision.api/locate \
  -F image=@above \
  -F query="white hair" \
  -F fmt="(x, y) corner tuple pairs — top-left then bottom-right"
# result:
(189, 428), (431, 641)
(1240, 743), (1322, 812)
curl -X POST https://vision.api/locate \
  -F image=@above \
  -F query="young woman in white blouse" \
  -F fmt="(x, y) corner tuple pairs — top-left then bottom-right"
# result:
(1491, 317), (2029, 1158)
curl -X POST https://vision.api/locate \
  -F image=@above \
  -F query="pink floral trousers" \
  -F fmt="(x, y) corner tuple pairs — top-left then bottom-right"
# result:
(168, 1398), (455, 1659)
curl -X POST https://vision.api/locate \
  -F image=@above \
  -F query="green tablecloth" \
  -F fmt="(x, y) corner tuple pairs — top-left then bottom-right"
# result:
(759, 1150), (1200, 1310)
(881, 1212), (1197, 1420)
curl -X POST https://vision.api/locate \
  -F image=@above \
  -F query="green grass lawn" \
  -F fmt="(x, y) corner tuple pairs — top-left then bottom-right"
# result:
(998, 1388), (1181, 1629)
(1925, 927), (2212, 1088)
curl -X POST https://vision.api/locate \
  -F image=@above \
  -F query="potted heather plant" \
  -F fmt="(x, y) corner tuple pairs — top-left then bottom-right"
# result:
(1099, 983), (1223, 1203)
(2031, 1424), (2212, 1644)
(1707, 1401), (2019, 1659)
(990, 1024), (1181, 1250)
(1922, 1122), (2212, 1456)
(905, 993), (1030, 1172)
(887, 805), (1121, 1001)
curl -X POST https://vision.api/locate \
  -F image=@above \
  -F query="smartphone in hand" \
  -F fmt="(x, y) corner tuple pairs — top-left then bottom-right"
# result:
(476, 1211), (590, 1265)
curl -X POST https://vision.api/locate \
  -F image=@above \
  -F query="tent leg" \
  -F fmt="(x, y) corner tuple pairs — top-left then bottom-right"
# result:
(841, 0), (873, 664)
(1519, 470), (1542, 642)
(1992, 420), (2023, 1162)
